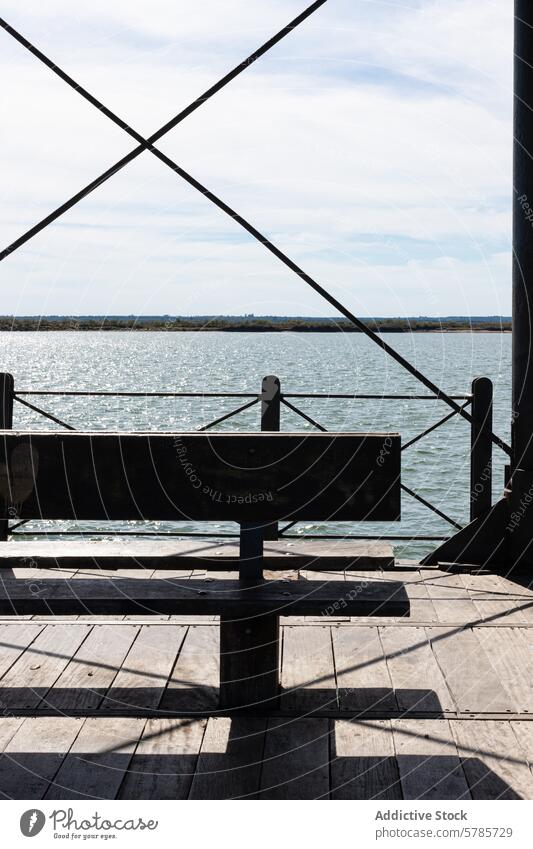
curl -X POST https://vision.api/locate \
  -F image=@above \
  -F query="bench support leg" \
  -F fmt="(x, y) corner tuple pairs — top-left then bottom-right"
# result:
(219, 614), (280, 711)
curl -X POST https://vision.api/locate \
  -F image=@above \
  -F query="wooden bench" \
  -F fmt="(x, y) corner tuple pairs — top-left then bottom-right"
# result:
(0, 429), (405, 709)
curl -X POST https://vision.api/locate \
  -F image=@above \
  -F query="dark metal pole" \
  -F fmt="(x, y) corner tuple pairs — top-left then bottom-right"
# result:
(0, 373), (14, 541)
(470, 377), (493, 522)
(513, 1), (533, 468)
(261, 375), (281, 541)
(511, 1), (533, 568)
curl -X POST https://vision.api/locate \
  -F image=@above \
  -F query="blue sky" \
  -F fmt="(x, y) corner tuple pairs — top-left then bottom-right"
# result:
(0, 0), (513, 316)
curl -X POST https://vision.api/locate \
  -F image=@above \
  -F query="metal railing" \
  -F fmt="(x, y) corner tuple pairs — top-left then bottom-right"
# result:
(0, 372), (506, 545)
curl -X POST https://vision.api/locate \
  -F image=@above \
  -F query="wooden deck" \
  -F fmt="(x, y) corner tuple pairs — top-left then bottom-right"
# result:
(1, 541), (533, 799)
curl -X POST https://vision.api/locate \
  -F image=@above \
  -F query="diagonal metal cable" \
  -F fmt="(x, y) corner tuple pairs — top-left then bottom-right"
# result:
(14, 395), (76, 430)
(0, 0), (328, 260)
(401, 400), (471, 452)
(197, 397), (258, 431)
(0, 14), (512, 456)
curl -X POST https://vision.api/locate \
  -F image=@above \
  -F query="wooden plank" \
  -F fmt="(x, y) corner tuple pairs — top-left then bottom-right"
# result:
(428, 627), (515, 713)
(510, 720), (533, 772)
(470, 627), (533, 712)
(452, 720), (533, 800)
(258, 717), (330, 799)
(420, 569), (479, 623)
(0, 717), (26, 751)
(0, 538), (395, 571)
(0, 431), (401, 522)
(333, 626), (396, 712)
(0, 624), (91, 709)
(281, 626), (337, 712)
(381, 626), (455, 712)
(391, 569), (438, 622)
(331, 719), (402, 799)
(160, 626), (219, 711)
(45, 717), (144, 800)
(119, 718), (207, 799)
(45, 625), (139, 711)
(103, 625), (187, 710)
(189, 717), (267, 799)
(0, 622), (44, 677)
(393, 719), (471, 800)
(0, 717), (82, 799)
(0, 577), (410, 617)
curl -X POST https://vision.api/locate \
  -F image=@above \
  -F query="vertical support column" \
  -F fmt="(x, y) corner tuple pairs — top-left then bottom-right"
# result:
(219, 614), (280, 711)
(0, 373), (14, 541)
(239, 522), (263, 580)
(219, 376), (281, 711)
(470, 377), (493, 522)
(511, 2), (533, 568)
(261, 375), (280, 541)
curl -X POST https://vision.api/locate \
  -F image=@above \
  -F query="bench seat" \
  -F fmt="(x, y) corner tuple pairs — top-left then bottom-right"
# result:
(0, 576), (409, 617)
(0, 539), (395, 571)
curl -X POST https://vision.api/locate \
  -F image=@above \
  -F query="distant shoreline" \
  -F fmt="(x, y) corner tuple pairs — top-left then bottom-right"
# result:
(0, 317), (513, 333)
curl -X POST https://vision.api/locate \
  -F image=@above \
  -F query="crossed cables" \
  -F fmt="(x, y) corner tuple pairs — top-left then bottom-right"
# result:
(0, 4), (512, 454)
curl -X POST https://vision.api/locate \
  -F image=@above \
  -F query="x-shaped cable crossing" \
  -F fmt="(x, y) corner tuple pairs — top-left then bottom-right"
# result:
(0, 4), (511, 458)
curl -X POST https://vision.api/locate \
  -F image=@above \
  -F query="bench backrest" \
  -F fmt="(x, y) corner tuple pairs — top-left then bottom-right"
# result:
(0, 431), (401, 522)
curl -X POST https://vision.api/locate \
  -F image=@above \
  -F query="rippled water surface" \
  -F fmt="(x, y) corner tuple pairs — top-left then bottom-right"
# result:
(0, 331), (511, 559)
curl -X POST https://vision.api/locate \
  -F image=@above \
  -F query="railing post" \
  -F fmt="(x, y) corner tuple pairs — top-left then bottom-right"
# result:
(261, 375), (280, 540)
(470, 376), (493, 522)
(0, 373), (14, 541)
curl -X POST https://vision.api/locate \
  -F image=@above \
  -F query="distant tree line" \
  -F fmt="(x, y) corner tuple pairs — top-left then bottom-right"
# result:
(0, 316), (512, 332)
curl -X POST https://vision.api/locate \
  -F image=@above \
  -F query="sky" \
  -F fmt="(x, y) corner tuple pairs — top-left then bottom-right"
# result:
(0, 0), (513, 317)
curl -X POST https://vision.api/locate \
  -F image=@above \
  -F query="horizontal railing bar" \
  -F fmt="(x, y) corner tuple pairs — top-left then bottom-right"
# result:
(8, 530), (447, 541)
(9, 530), (241, 538)
(283, 393), (472, 400)
(283, 534), (448, 541)
(15, 391), (259, 398)
(14, 390), (472, 400)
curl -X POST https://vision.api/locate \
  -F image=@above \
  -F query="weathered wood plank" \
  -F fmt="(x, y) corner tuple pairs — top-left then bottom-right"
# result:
(0, 577), (409, 617)
(471, 627), (533, 712)
(391, 570), (438, 622)
(0, 717), (82, 799)
(331, 720), (402, 799)
(160, 626), (219, 711)
(393, 719), (471, 800)
(0, 431), (401, 521)
(420, 570), (479, 623)
(281, 626), (337, 712)
(189, 717), (267, 799)
(103, 625), (187, 710)
(0, 624), (91, 709)
(258, 717), (330, 799)
(452, 720), (533, 800)
(381, 626), (455, 712)
(119, 718), (207, 800)
(333, 626), (396, 712)
(428, 627), (515, 713)
(45, 625), (139, 711)
(510, 720), (533, 773)
(0, 622), (44, 677)
(0, 538), (395, 570)
(45, 717), (144, 800)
